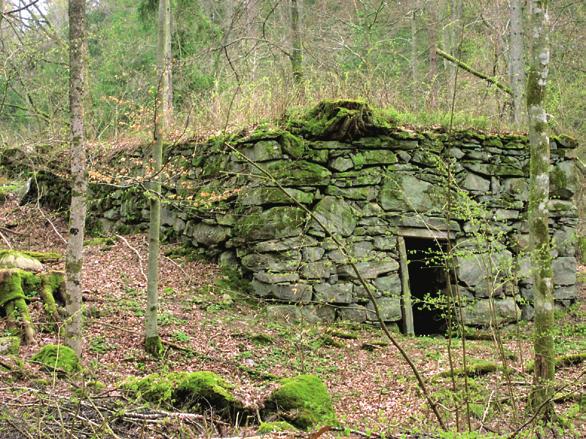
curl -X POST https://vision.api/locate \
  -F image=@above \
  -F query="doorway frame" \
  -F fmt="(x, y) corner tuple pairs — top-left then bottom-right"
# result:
(396, 228), (454, 336)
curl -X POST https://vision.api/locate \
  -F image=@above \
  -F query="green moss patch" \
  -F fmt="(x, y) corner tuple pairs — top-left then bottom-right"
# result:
(258, 421), (298, 434)
(31, 344), (81, 375)
(265, 374), (336, 430)
(123, 371), (243, 414)
(436, 359), (501, 378)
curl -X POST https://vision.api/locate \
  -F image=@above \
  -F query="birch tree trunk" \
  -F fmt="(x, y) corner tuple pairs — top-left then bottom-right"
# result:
(290, 0), (303, 85)
(145, 0), (172, 357)
(64, 0), (87, 357)
(509, 0), (525, 126)
(527, 0), (555, 419)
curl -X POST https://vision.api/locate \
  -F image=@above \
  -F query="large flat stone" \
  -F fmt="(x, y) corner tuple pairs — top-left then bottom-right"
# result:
(461, 297), (521, 326)
(311, 196), (356, 237)
(338, 260), (399, 279)
(380, 175), (436, 212)
(553, 257), (576, 286)
(252, 280), (312, 303)
(366, 297), (402, 322)
(314, 282), (354, 304)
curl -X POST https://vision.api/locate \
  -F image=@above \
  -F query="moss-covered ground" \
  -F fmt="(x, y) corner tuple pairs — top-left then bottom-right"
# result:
(0, 198), (584, 438)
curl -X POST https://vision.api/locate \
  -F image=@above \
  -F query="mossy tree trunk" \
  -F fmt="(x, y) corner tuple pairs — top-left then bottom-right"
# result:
(526, 0), (555, 420)
(289, 0), (303, 85)
(64, 0), (87, 357)
(0, 270), (34, 343)
(145, 0), (172, 358)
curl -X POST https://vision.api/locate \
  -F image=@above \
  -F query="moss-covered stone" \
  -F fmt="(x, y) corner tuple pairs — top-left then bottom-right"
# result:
(261, 160), (331, 186)
(266, 374), (336, 429)
(234, 207), (307, 241)
(124, 371), (242, 414)
(238, 187), (314, 206)
(31, 344), (80, 375)
(311, 196), (356, 237)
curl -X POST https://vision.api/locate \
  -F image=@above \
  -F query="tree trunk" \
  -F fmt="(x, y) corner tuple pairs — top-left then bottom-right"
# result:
(509, 0), (525, 126)
(425, 1), (439, 109)
(410, 5), (419, 91)
(445, 0), (462, 98)
(527, 0), (554, 419)
(145, 0), (172, 357)
(290, 0), (303, 85)
(64, 0), (87, 358)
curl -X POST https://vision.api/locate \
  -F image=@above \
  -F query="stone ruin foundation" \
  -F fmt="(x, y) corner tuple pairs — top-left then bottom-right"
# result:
(32, 101), (579, 333)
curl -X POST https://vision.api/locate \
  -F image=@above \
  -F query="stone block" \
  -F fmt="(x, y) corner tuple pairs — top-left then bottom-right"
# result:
(366, 297), (402, 322)
(461, 173), (490, 192)
(338, 260), (399, 279)
(190, 223), (231, 246)
(337, 305), (369, 322)
(301, 260), (332, 279)
(252, 280), (312, 303)
(241, 250), (302, 272)
(314, 282), (353, 304)
(553, 257), (576, 286)
(311, 196), (356, 237)
(461, 297), (520, 326)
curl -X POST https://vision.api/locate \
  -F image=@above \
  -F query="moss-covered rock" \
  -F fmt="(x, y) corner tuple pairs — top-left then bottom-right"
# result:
(311, 196), (356, 237)
(261, 160), (331, 186)
(234, 207), (307, 241)
(265, 374), (336, 429)
(123, 371), (242, 414)
(31, 344), (80, 375)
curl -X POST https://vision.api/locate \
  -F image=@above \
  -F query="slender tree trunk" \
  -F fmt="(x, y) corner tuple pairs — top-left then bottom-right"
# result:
(426, 1), (439, 109)
(445, 0), (462, 98)
(410, 5), (419, 91)
(509, 0), (525, 126)
(64, 0), (87, 357)
(527, 0), (554, 419)
(145, 0), (172, 357)
(290, 0), (303, 85)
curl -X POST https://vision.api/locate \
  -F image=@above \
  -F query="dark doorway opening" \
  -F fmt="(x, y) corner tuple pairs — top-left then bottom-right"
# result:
(404, 237), (448, 336)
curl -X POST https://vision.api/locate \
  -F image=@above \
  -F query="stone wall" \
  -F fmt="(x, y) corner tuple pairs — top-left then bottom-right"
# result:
(32, 101), (579, 327)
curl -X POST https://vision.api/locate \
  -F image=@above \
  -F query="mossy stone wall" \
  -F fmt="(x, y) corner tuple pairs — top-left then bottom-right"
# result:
(31, 101), (579, 327)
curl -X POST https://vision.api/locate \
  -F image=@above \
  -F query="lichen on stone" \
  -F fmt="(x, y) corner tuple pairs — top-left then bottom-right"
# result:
(0, 251), (43, 272)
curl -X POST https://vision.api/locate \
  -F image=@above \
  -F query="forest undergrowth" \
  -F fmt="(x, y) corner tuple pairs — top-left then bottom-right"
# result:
(0, 197), (584, 438)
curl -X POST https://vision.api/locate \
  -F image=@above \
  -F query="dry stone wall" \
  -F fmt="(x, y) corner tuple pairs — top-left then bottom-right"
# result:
(32, 101), (579, 328)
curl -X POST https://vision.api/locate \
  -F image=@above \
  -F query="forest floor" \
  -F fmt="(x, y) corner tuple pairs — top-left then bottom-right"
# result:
(0, 196), (584, 438)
